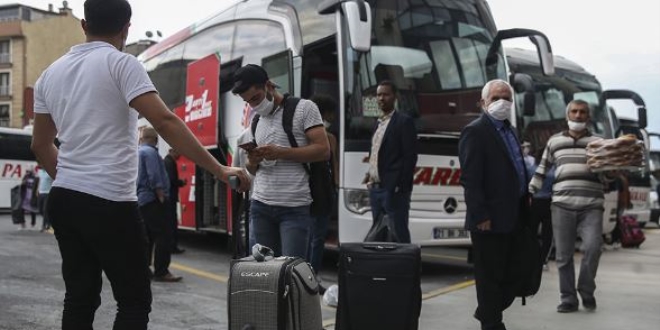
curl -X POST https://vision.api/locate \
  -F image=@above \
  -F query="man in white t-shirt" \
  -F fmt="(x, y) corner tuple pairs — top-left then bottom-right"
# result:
(29, 1), (249, 329)
(232, 64), (330, 259)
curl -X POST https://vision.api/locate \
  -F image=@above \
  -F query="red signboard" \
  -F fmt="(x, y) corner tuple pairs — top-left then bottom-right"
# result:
(184, 54), (221, 148)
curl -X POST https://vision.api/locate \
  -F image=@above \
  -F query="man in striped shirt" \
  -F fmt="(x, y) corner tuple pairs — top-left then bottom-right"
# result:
(529, 99), (612, 313)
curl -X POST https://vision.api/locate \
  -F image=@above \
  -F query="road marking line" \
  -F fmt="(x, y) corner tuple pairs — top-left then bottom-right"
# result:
(322, 279), (475, 327)
(421, 252), (467, 261)
(170, 262), (228, 283)
(422, 279), (475, 300)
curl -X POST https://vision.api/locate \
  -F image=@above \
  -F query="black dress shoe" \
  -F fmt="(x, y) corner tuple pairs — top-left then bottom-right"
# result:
(582, 297), (597, 311)
(556, 302), (578, 313)
(153, 273), (182, 282)
(172, 247), (186, 254)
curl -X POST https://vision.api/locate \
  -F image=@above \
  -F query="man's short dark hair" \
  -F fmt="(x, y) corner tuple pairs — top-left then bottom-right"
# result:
(84, 0), (132, 36)
(311, 94), (337, 116)
(378, 80), (398, 95)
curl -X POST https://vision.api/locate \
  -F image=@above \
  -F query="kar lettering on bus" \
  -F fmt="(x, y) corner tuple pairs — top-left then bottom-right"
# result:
(2, 163), (27, 179)
(184, 89), (213, 123)
(413, 167), (461, 186)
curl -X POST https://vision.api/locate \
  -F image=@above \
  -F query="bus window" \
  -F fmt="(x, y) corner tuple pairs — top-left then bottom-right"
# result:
(146, 43), (187, 108)
(183, 24), (235, 62)
(231, 20), (286, 66)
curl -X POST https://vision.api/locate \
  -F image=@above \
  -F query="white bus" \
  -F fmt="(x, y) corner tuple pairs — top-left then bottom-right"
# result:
(138, 0), (555, 246)
(0, 127), (37, 210)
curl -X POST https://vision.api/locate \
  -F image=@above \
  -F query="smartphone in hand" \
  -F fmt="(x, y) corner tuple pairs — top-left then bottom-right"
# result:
(238, 141), (257, 152)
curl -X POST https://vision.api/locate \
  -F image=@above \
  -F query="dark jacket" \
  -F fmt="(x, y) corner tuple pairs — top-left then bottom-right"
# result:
(164, 154), (185, 203)
(371, 111), (418, 193)
(459, 113), (528, 233)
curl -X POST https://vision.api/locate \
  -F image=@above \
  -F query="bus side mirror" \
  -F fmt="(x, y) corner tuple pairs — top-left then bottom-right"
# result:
(602, 89), (647, 129)
(486, 29), (555, 79)
(342, 0), (372, 52)
(638, 106), (647, 129)
(511, 73), (536, 116)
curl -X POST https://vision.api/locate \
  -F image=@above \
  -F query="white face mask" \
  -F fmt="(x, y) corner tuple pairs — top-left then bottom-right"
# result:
(323, 120), (331, 129)
(567, 120), (587, 131)
(486, 99), (512, 121)
(252, 91), (275, 116)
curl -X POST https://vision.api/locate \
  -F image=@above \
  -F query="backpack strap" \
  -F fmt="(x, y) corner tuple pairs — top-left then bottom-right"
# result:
(250, 114), (260, 139)
(280, 94), (311, 175)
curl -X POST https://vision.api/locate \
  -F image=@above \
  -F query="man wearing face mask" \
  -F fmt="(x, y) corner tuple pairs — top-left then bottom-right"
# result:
(529, 100), (611, 313)
(232, 64), (330, 259)
(459, 79), (530, 330)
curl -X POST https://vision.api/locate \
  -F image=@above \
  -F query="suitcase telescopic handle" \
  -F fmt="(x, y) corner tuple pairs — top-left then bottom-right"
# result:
(252, 244), (275, 262)
(363, 243), (398, 251)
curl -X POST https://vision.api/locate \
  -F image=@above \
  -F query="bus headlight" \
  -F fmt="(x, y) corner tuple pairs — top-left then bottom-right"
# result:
(344, 189), (371, 214)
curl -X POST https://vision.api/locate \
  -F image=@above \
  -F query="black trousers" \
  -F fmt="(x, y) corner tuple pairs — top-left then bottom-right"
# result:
(531, 197), (554, 262)
(140, 200), (173, 277)
(48, 187), (152, 330)
(471, 230), (523, 330)
(165, 199), (180, 250)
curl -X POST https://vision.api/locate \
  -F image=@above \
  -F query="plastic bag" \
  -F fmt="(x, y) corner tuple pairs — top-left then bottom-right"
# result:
(323, 284), (339, 307)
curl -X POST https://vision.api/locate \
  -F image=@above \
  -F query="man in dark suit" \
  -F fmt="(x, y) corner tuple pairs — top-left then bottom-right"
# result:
(363, 81), (418, 243)
(459, 79), (530, 330)
(164, 148), (186, 254)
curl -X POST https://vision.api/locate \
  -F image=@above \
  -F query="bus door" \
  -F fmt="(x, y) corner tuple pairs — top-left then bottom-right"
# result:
(176, 53), (232, 233)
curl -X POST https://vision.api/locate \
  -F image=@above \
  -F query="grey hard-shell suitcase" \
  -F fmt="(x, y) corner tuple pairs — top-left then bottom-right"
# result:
(228, 245), (323, 330)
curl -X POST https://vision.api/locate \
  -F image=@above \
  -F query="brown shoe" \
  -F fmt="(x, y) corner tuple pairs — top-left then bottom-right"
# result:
(153, 273), (182, 283)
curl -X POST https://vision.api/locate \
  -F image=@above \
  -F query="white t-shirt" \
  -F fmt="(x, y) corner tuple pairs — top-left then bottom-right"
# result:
(252, 99), (323, 207)
(33, 42), (157, 202)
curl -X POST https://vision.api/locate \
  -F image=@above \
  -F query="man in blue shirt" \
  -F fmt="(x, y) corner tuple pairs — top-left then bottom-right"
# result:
(138, 127), (180, 282)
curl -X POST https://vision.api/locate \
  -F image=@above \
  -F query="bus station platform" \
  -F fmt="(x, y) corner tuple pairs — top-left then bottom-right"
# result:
(414, 225), (660, 330)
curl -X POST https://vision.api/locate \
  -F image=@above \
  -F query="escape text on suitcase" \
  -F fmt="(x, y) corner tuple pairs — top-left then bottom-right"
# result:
(335, 242), (422, 330)
(228, 245), (322, 330)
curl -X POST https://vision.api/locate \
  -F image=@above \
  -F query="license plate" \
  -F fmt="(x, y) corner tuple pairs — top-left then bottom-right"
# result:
(433, 228), (469, 239)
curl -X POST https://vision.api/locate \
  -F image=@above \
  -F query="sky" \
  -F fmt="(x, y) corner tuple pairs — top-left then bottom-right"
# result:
(5, 0), (660, 135)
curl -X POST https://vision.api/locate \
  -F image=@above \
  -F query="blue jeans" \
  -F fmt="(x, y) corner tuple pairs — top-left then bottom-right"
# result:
(250, 200), (313, 258)
(369, 187), (412, 243)
(307, 214), (329, 273)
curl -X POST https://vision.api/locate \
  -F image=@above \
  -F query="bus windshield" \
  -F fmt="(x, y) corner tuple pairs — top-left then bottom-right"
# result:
(343, 0), (506, 145)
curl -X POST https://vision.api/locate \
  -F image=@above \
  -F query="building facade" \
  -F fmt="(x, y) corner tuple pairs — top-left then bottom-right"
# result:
(0, 2), (84, 128)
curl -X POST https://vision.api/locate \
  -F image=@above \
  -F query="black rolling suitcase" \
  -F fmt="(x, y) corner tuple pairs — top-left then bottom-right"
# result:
(335, 242), (422, 330)
(228, 245), (323, 330)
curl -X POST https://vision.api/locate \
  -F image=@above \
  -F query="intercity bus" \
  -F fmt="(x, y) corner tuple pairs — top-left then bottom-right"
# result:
(506, 47), (652, 235)
(138, 0), (555, 246)
(0, 127), (36, 210)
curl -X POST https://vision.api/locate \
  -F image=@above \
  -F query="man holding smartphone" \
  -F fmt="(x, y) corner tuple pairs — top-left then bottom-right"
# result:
(232, 64), (330, 259)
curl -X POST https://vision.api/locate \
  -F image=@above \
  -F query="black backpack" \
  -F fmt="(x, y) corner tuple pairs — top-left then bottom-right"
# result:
(251, 94), (334, 217)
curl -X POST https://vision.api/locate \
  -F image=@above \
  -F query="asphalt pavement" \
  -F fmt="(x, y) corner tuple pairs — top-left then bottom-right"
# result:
(1, 213), (658, 330)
